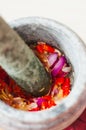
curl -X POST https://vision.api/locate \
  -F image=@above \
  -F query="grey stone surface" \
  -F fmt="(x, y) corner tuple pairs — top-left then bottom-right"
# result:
(0, 17), (86, 130)
(0, 17), (51, 96)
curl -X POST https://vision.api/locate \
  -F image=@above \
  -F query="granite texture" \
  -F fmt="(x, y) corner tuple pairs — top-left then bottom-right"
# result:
(0, 17), (51, 96)
(0, 17), (86, 130)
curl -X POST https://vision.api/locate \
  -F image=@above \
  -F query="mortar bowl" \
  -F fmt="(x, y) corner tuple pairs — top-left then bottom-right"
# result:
(0, 17), (86, 130)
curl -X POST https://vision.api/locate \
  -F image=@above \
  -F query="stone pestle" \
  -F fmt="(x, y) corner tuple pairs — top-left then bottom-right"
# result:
(0, 17), (51, 97)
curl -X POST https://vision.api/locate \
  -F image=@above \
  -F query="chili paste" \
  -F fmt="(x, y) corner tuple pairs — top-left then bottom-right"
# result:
(0, 42), (72, 111)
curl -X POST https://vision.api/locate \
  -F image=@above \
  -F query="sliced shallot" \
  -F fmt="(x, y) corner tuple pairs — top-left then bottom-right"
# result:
(62, 66), (71, 73)
(48, 52), (58, 67)
(51, 56), (66, 77)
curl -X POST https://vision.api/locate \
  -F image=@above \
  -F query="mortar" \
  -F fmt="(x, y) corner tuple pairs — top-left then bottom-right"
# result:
(0, 17), (86, 130)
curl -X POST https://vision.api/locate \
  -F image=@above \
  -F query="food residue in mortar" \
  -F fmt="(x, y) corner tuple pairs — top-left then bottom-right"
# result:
(0, 42), (72, 111)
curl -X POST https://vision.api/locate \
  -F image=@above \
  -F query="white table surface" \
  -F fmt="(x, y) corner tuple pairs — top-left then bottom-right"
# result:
(0, 0), (86, 129)
(0, 0), (86, 44)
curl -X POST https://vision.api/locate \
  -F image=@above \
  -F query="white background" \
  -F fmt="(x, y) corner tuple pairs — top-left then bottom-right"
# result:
(0, 0), (86, 43)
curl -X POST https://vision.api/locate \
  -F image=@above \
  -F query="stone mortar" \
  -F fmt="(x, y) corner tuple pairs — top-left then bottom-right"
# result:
(0, 17), (86, 130)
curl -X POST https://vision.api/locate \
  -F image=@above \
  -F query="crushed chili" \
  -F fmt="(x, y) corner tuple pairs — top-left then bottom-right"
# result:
(0, 42), (72, 111)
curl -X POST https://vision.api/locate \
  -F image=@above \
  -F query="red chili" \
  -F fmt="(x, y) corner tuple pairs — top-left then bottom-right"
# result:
(63, 89), (70, 96)
(43, 95), (51, 100)
(43, 44), (55, 53)
(36, 43), (55, 53)
(48, 100), (56, 108)
(41, 101), (48, 109)
(62, 78), (70, 96)
(55, 77), (65, 85)
(0, 79), (7, 90)
(36, 44), (44, 53)
(38, 95), (56, 109)
(0, 42), (72, 112)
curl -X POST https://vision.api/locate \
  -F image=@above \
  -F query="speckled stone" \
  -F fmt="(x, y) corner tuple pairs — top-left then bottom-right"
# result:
(0, 17), (86, 130)
(0, 17), (51, 96)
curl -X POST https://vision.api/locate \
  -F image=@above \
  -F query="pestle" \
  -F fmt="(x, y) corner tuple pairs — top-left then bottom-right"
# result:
(0, 17), (51, 97)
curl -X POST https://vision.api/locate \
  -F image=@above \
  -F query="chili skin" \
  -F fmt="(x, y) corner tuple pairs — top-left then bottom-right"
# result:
(0, 42), (72, 111)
